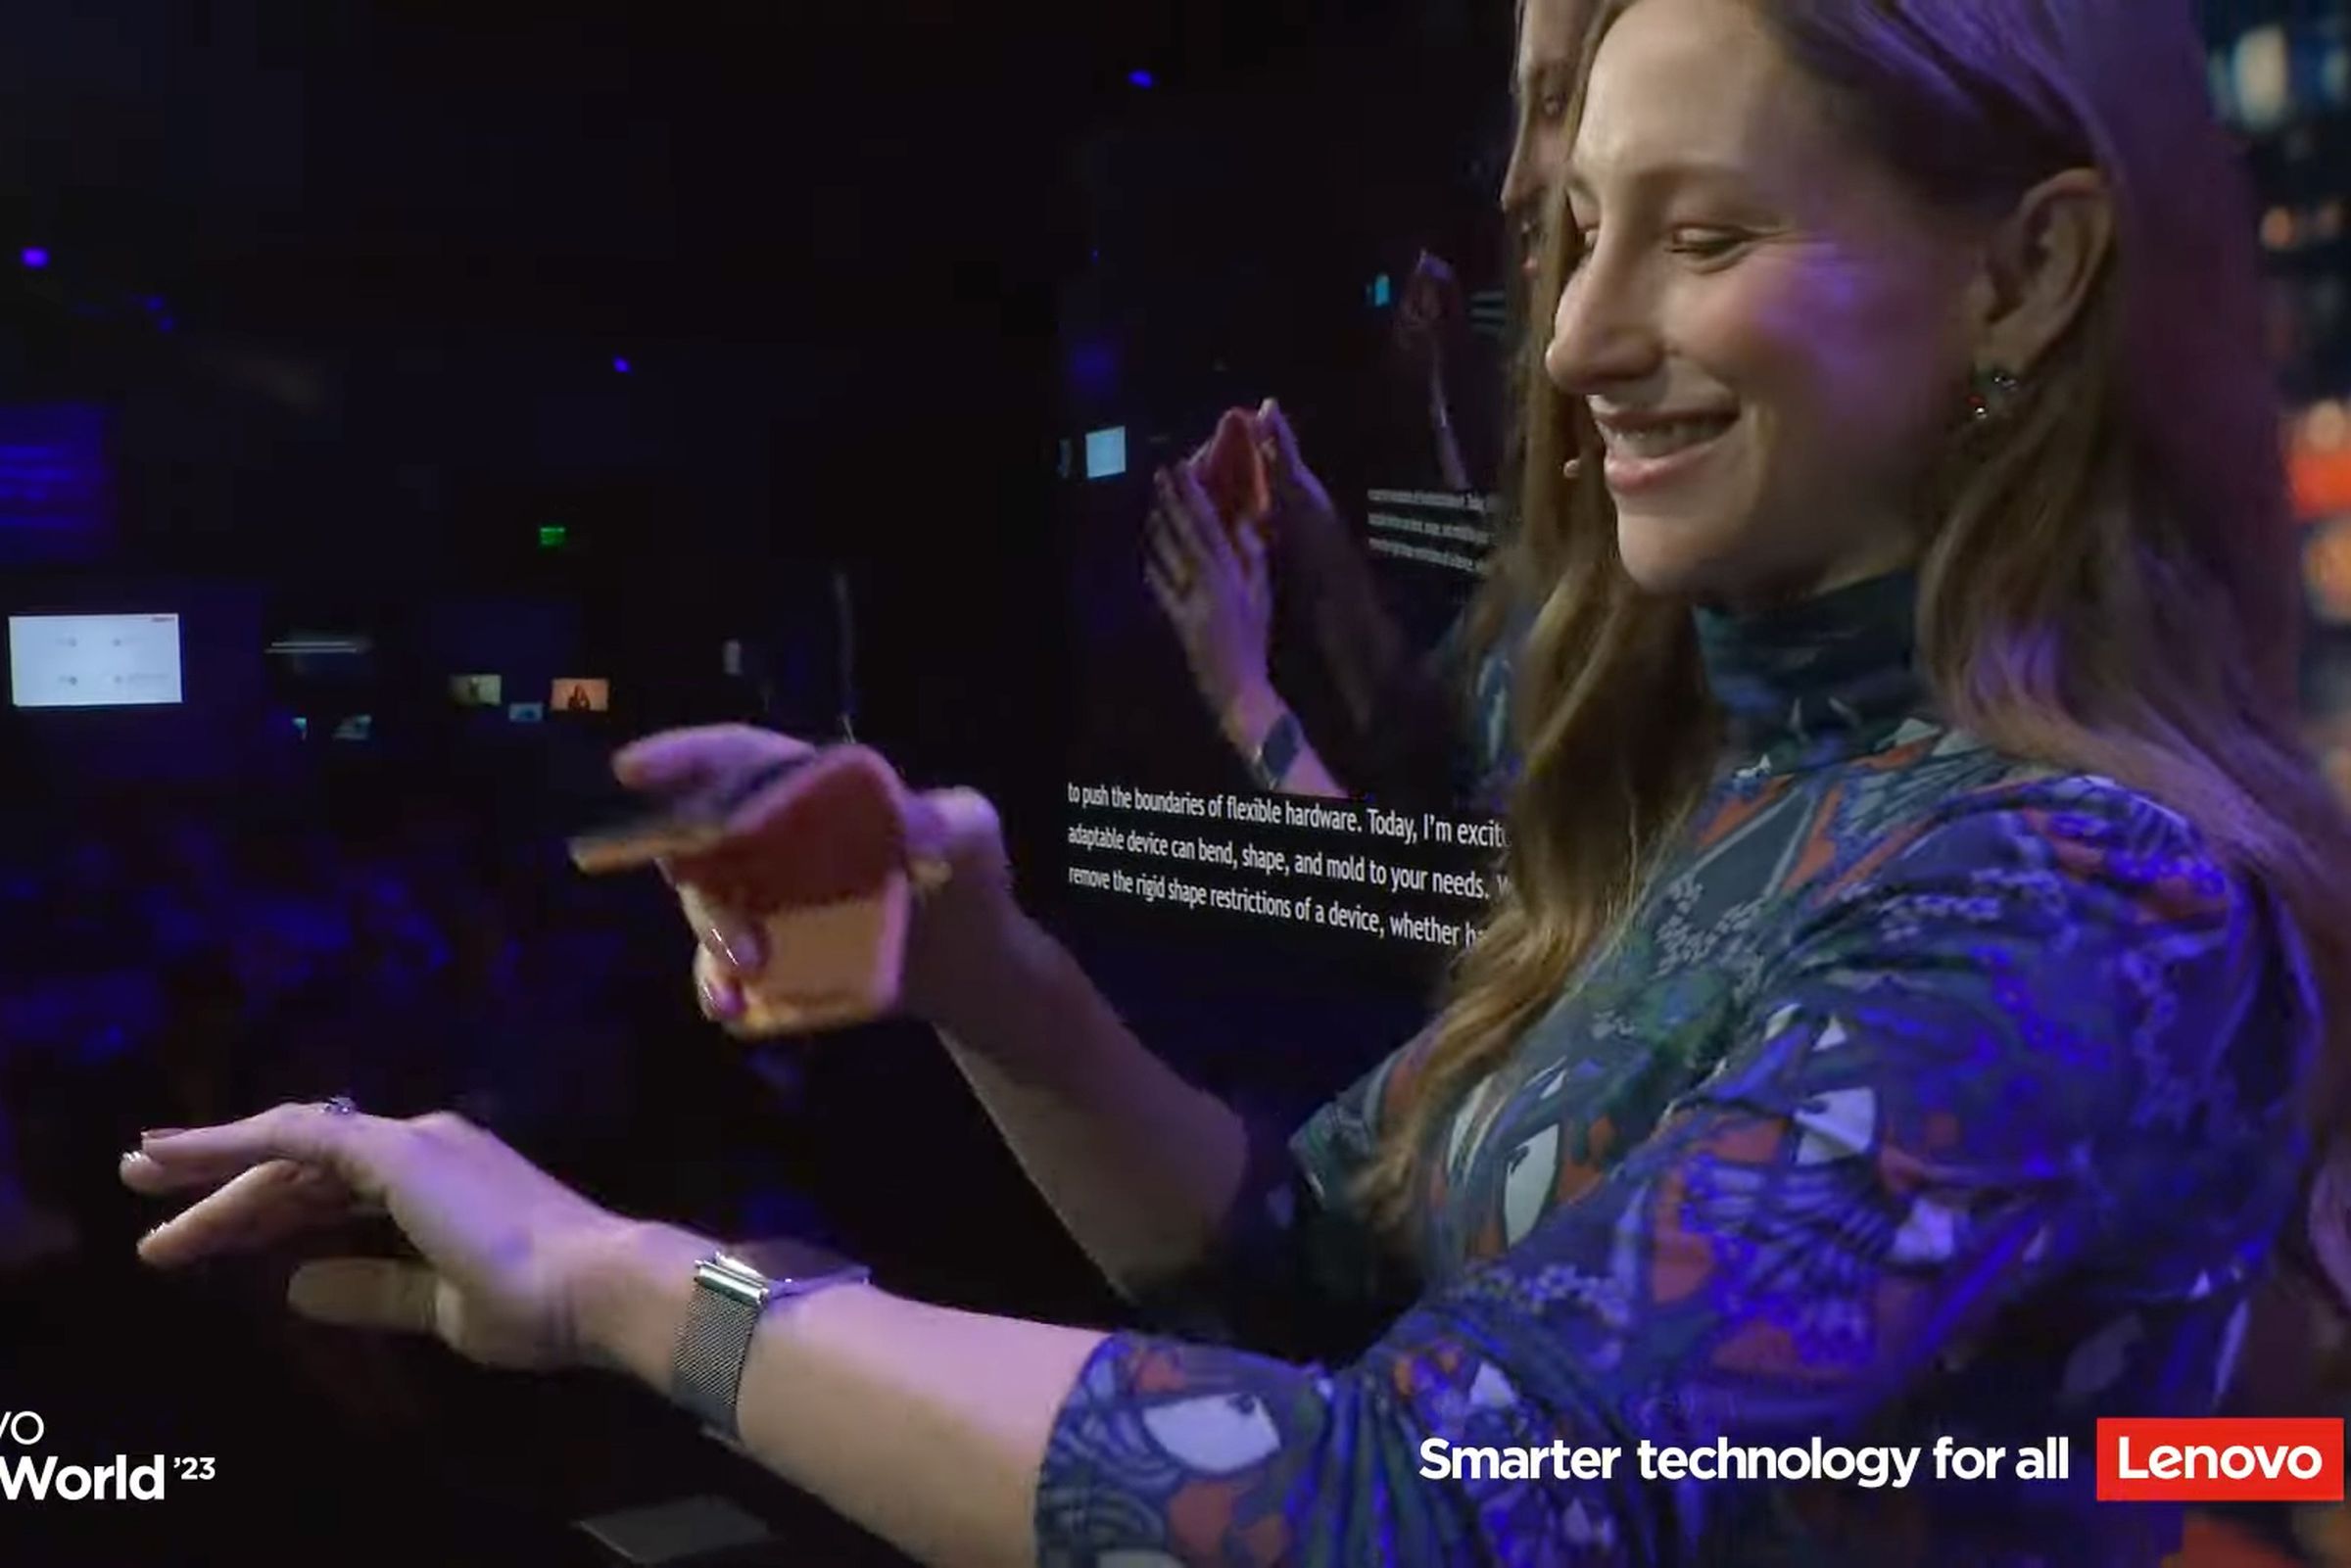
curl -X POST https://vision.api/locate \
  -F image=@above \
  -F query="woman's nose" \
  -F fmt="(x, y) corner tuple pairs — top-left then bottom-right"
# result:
(1499, 133), (1543, 222)
(1544, 256), (1659, 396)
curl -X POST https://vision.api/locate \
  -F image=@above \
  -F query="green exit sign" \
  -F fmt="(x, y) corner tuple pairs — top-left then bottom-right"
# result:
(539, 525), (567, 549)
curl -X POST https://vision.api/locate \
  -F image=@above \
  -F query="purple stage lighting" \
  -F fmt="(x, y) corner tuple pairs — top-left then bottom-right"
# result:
(1128, 70), (1154, 89)
(20, 248), (48, 270)
(613, 356), (631, 374)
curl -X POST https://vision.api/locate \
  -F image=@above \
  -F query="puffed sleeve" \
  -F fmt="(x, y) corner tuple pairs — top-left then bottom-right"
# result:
(1035, 779), (2316, 1565)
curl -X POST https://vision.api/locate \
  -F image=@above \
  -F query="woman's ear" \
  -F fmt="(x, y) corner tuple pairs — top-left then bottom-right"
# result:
(1968, 167), (2115, 375)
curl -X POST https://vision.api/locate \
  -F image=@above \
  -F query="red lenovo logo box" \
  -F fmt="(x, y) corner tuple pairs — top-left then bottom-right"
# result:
(2096, 1419), (2344, 1503)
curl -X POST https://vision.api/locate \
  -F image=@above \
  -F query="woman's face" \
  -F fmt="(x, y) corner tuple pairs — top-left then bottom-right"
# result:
(1544, 0), (1982, 609)
(1501, 0), (1599, 274)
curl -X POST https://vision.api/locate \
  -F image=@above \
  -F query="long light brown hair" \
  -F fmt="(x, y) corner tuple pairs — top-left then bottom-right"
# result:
(1365, 0), (2351, 1227)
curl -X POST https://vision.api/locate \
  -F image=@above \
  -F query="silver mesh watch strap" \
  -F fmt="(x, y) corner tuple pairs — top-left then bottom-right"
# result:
(674, 1255), (768, 1438)
(671, 1248), (870, 1441)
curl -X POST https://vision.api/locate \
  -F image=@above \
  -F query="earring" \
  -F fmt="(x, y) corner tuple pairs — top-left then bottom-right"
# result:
(1966, 366), (2023, 423)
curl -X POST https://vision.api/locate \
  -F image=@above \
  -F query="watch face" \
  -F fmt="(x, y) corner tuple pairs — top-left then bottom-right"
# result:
(725, 1236), (859, 1287)
(1261, 712), (1303, 780)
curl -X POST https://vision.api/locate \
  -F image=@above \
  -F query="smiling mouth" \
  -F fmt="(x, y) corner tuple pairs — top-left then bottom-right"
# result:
(1598, 414), (1736, 460)
(1596, 412), (1738, 495)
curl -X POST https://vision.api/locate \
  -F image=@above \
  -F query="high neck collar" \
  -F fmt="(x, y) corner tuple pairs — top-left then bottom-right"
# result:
(1693, 569), (1934, 775)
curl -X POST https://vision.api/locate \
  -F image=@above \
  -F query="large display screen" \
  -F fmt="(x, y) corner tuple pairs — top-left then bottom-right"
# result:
(1053, 23), (1516, 967)
(9, 613), (184, 708)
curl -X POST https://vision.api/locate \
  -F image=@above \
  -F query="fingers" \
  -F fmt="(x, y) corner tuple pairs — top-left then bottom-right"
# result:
(1144, 554), (1187, 628)
(289, 1258), (444, 1338)
(1253, 400), (1305, 492)
(1155, 465), (1209, 553)
(1145, 511), (1193, 596)
(1148, 477), (1205, 577)
(666, 837), (764, 1032)
(694, 945), (748, 1027)
(678, 883), (764, 976)
(134, 1158), (358, 1270)
(611, 726), (810, 795)
(903, 787), (997, 872)
(1236, 518), (1268, 573)
(1163, 463), (1241, 578)
(121, 1151), (290, 1213)
(128, 1102), (379, 1198)
(1235, 523), (1271, 604)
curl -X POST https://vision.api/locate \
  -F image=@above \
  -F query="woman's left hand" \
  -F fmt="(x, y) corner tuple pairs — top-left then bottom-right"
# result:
(1144, 461), (1275, 745)
(120, 1103), (633, 1371)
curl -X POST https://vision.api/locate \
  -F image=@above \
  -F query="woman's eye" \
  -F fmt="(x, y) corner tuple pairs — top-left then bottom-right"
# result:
(1669, 228), (1748, 261)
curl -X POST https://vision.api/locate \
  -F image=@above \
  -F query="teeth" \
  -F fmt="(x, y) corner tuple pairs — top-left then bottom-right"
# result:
(1606, 417), (1732, 459)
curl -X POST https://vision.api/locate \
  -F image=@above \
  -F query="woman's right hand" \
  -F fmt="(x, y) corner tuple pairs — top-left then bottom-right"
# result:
(609, 727), (1023, 1038)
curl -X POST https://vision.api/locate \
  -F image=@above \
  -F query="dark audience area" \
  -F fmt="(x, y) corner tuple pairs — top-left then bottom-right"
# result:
(0, 0), (1128, 1550)
(0, 764), (773, 1556)
(0, 733), (1415, 1564)
(0, 752), (1093, 1564)
(0, 5), (1364, 1552)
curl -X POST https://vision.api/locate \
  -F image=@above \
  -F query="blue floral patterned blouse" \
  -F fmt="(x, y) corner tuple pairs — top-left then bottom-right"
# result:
(1034, 571), (2319, 1565)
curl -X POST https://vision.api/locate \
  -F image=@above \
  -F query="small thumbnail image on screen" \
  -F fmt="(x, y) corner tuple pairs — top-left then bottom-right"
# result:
(451, 674), (503, 707)
(552, 678), (609, 714)
(508, 702), (546, 724)
(333, 714), (373, 742)
(1085, 426), (1128, 480)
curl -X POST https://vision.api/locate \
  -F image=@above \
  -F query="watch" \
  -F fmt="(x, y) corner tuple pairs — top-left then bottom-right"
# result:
(1248, 709), (1304, 791)
(671, 1237), (870, 1441)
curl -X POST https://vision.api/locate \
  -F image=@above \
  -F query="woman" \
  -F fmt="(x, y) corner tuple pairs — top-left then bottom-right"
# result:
(121, 0), (2351, 1561)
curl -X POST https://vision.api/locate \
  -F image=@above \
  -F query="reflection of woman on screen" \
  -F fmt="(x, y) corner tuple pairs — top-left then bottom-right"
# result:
(566, 685), (592, 713)
(1147, 0), (1599, 809)
(1394, 249), (1475, 495)
(1149, 394), (1515, 808)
